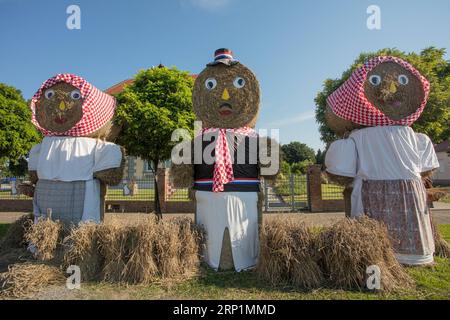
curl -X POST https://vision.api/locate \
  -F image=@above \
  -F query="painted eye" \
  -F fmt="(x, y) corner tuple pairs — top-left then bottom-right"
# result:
(233, 77), (246, 89)
(398, 74), (409, 85)
(70, 89), (82, 100)
(44, 89), (55, 99)
(205, 78), (217, 90)
(369, 75), (382, 86)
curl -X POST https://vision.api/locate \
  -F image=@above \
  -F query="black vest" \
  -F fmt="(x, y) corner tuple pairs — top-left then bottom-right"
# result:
(193, 134), (260, 192)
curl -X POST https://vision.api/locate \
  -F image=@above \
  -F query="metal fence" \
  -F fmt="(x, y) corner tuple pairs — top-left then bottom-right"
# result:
(167, 175), (190, 202)
(107, 176), (155, 201)
(0, 177), (30, 200)
(0, 174), (344, 212)
(263, 174), (309, 212)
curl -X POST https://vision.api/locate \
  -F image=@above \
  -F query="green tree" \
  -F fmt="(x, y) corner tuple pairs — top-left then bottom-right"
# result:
(315, 149), (326, 165)
(115, 66), (195, 218)
(281, 141), (316, 165)
(315, 47), (450, 145)
(0, 83), (41, 176)
(291, 160), (314, 175)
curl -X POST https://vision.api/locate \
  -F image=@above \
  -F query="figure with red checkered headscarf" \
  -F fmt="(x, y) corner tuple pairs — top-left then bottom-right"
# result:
(324, 56), (440, 266)
(171, 49), (280, 272)
(22, 74), (124, 226)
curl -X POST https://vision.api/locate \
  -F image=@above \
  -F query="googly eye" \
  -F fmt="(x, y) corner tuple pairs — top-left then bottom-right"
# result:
(369, 75), (382, 86)
(44, 89), (55, 99)
(398, 75), (409, 85)
(233, 77), (246, 89)
(70, 89), (82, 100)
(205, 78), (217, 90)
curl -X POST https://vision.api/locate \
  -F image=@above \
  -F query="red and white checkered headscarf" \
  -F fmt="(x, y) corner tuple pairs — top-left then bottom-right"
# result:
(30, 74), (116, 136)
(327, 56), (430, 126)
(201, 127), (258, 192)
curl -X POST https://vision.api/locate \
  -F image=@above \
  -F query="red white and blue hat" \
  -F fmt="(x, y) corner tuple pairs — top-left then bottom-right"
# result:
(207, 48), (239, 66)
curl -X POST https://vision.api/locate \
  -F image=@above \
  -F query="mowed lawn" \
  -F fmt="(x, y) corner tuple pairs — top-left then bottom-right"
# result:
(0, 222), (449, 300)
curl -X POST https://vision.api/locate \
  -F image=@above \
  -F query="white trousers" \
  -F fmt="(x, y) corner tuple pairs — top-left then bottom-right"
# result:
(195, 191), (259, 272)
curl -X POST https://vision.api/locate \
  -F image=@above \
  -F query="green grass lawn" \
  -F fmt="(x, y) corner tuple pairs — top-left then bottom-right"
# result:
(1, 223), (449, 300)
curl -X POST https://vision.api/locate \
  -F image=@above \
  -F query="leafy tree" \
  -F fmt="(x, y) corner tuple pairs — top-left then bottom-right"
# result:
(315, 47), (450, 145)
(315, 149), (326, 165)
(291, 160), (314, 175)
(281, 141), (316, 165)
(115, 66), (195, 218)
(0, 83), (41, 175)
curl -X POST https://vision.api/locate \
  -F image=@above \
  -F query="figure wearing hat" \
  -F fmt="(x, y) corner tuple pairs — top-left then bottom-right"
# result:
(171, 49), (279, 271)
(23, 74), (124, 226)
(324, 56), (440, 266)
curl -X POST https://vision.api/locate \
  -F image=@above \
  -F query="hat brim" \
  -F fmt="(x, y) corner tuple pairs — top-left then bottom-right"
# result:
(207, 59), (239, 67)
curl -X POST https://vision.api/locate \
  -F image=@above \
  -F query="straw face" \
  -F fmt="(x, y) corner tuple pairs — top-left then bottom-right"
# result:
(364, 62), (425, 121)
(193, 63), (260, 129)
(327, 56), (430, 127)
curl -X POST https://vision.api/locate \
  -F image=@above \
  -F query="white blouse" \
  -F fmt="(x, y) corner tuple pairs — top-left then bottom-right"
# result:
(29, 136), (122, 223)
(29, 136), (122, 181)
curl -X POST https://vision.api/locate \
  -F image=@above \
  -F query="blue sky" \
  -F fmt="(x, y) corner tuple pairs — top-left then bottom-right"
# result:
(1, 0), (449, 151)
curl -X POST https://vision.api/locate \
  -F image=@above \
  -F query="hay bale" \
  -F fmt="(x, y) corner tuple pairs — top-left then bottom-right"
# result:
(97, 221), (132, 283)
(317, 217), (414, 292)
(0, 214), (33, 251)
(218, 228), (235, 271)
(431, 220), (450, 258)
(122, 217), (159, 284)
(24, 218), (64, 262)
(173, 217), (204, 274)
(0, 262), (65, 298)
(154, 219), (183, 278)
(63, 222), (103, 281)
(257, 218), (324, 289)
(325, 104), (363, 137)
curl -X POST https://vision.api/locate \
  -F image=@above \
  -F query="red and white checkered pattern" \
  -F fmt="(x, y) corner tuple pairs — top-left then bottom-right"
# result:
(202, 127), (257, 193)
(30, 74), (116, 136)
(327, 56), (430, 127)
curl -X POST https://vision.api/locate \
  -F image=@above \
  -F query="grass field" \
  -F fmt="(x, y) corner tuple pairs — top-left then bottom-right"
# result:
(1, 222), (449, 300)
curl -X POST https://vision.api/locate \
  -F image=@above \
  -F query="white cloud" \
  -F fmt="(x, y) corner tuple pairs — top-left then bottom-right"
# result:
(268, 110), (316, 127)
(183, 0), (233, 11)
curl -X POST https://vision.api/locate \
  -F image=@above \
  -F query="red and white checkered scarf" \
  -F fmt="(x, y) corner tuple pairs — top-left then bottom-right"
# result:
(201, 127), (258, 192)
(30, 74), (116, 137)
(327, 56), (430, 126)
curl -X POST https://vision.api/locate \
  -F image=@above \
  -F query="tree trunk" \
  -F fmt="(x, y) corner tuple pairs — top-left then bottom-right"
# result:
(152, 158), (162, 220)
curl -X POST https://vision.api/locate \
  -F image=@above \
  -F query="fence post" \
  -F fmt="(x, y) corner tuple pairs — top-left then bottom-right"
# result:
(157, 168), (168, 213)
(307, 165), (323, 212)
(264, 179), (269, 212)
(290, 174), (295, 212)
